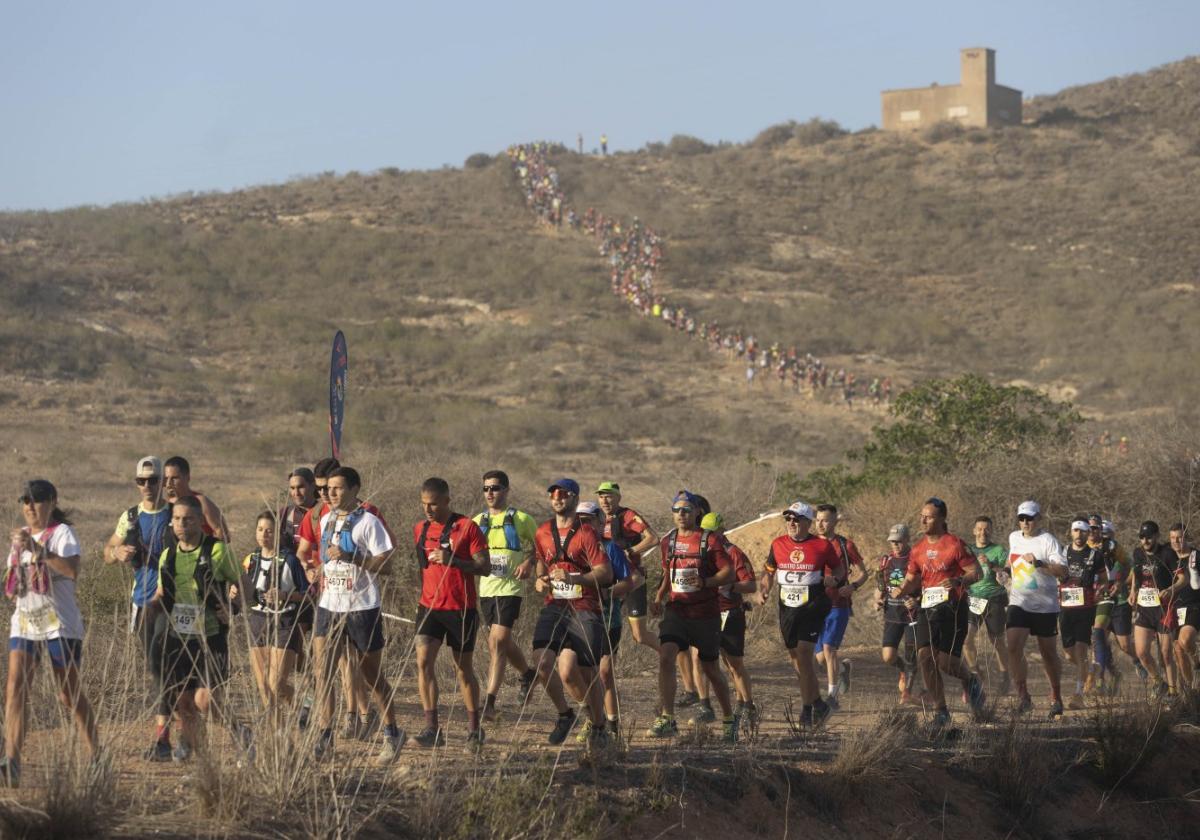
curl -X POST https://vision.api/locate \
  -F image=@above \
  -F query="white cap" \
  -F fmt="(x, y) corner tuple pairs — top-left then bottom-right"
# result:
(1017, 500), (1041, 518)
(576, 501), (601, 517)
(1070, 520), (1090, 532)
(136, 456), (162, 478)
(1102, 519), (1115, 535)
(783, 501), (815, 521)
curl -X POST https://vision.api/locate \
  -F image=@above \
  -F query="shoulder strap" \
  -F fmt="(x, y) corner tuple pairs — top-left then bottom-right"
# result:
(440, 514), (462, 551)
(477, 511), (491, 535)
(502, 508), (520, 551)
(160, 542), (179, 613)
(549, 518), (583, 569)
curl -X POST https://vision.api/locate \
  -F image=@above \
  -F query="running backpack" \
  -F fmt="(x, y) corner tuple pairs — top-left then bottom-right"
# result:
(415, 513), (463, 569)
(664, 527), (713, 582)
(4, 524), (58, 599)
(321, 506), (371, 565)
(159, 535), (224, 619)
(477, 508), (521, 552)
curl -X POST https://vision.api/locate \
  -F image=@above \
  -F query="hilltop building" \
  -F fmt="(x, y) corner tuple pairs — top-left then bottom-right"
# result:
(881, 48), (1022, 131)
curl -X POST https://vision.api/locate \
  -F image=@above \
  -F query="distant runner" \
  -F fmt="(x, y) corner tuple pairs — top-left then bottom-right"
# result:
(874, 523), (920, 704)
(1060, 520), (1107, 709)
(963, 516), (1011, 694)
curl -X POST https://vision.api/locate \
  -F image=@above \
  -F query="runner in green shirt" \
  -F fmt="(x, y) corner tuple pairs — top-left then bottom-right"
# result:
(963, 516), (1011, 694)
(473, 470), (539, 721)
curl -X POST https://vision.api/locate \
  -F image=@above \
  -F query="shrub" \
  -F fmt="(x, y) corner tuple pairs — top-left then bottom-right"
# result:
(923, 120), (964, 143)
(464, 152), (493, 169)
(751, 122), (797, 149)
(667, 134), (713, 156)
(792, 117), (848, 146)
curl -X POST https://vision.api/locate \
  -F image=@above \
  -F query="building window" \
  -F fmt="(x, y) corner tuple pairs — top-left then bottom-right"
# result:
(947, 105), (969, 119)
(900, 110), (921, 123)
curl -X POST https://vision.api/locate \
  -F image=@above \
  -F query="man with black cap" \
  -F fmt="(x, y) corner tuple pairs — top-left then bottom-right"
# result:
(530, 478), (612, 750)
(105, 456), (175, 760)
(1129, 520), (1179, 697)
(1060, 520), (1108, 709)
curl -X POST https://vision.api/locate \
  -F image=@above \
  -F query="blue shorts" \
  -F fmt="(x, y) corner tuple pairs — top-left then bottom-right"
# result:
(816, 606), (850, 649)
(9, 637), (83, 669)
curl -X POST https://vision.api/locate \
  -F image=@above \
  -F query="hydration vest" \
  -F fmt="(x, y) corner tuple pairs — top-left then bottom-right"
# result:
(478, 508), (521, 552)
(415, 513), (463, 569)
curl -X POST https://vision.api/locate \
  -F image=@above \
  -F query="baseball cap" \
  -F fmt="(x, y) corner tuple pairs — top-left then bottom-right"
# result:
(1087, 514), (1103, 528)
(19, 479), (57, 504)
(783, 501), (815, 521)
(700, 512), (724, 531)
(672, 490), (700, 510)
(887, 523), (909, 542)
(1017, 500), (1041, 518)
(1138, 521), (1160, 539)
(1102, 519), (1115, 536)
(577, 501), (601, 517)
(596, 481), (620, 495)
(135, 456), (162, 479)
(547, 477), (580, 496)
(1070, 520), (1090, 532)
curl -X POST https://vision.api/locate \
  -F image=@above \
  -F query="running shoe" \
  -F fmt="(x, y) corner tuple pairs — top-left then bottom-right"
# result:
(931, 708), (951, 729)
(838, 660), (853, 696)
(145, 739), (172, 762)
(648, 714), (678, 738)
(548, 709), (577, 745)
(297, 705), (311, 731)
(688, 704), (716, 725)
(0, 757), (19, 789)
(811, 699), (833, 728)
(234, 723), (256, 764)
(313, 730), (334, 761)
(464, 728), (485, 754)
(677, 690), (700, 707)
(482, 698), (498, 723)
(1016, 694), (1033, 714)
(576, 718), (597, 745)
(1134, 660), (1149, 680)
(171, 741), (192, 763)
(518, 668), (537, 704)
(586, 723), (609, 752)
(826, 693), (840, 710)
(340, 713), (360, 740)
(722, 715), (739, 744)
(1047, 701), (1064, 719)
(414, 727), (446, 748)
(374, 729), (407, 764)
(967, 674), (986, 712)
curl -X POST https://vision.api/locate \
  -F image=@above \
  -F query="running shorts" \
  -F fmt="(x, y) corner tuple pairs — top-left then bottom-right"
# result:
(779, 599), (831, 650)
(247, 610), (304, 653)
(1005, 605), (1058, 638)
(314, 606), (386, 654)
(533, 604), (605, 668)
(968, 592), (1008, 640)
(916, 597), (970, 657)
(1059, 606), (1096, 649)
(414, 606), (478, 653)
(719, 608), (747, 658)
(659, 608), (721, 662)
(479, 595), (522, 629)
(8, 636), (83, 669)
(816, 606), (851, 649)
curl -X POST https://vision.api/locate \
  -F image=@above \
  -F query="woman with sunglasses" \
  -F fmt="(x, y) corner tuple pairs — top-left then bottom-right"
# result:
(3, 479), (100, 787)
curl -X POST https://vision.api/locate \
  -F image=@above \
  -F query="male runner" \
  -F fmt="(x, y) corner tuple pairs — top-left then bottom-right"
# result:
(1061, 520), (1107, 709)
(1089, 516), (1140, 693)
(596, 483), (662, 653)
(1005, 500), (1068, 717)
(813, 504), (866, 707)
(891, 498), (985, 727)
(963, 516), (1010, 694)
(473, 470), (539, 721)
(162, 456), (229, 541)
(874, 524), (920, 704)
(760, 502), (841, 727)
(1170, 524), (1200, 690)
(1129, 520), (1179, 697)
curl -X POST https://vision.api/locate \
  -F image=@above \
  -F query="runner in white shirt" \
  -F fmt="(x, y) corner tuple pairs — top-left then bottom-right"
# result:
(1005, 500), (1069, 717)
(2, 479), (99, 788)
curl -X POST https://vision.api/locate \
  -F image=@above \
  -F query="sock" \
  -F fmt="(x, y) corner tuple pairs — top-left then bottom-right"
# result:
(523, 668), (536, 682)
(467, 710), (480, 732)
(384, 723), (399, 738)
(1075, 679), (1084, 694)
(485, 693), (497, 707)
(425, 708), (438, 730)
(827, 683), (839, 699)
(559, 708), (575, 719)
(302, 694), (313, 710)
(155, 724), (170, 744)
(701, 698), (713, 709)
(1092, 628), (1111, 670)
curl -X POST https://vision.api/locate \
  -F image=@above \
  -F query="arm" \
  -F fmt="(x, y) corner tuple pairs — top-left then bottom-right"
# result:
(359, 549), (393, 575)
(105, 530), (132, 565)
(453, 549), (491, 576)
(611, 568), (644, 598)
(200, 496), (230, 543)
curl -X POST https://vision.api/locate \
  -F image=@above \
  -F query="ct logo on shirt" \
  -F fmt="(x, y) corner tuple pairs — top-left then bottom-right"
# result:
(789, 548), (806, 564)
(925, 550), (938, 559)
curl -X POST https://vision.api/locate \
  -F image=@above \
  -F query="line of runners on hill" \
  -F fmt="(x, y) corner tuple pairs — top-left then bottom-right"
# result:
(4, 456), (1198, 785)
(506, 142), (891, 407)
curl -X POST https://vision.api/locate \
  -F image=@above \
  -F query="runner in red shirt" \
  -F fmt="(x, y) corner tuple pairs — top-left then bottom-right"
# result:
(530, 478), (612, 751)
(596, 482), (661, 657)
(410, 477), (489, 750)
(759, 502), (841, 726)
(648, 492), (737, 741)
(892, 498), (984, 727)
(813, 504), (868, 708)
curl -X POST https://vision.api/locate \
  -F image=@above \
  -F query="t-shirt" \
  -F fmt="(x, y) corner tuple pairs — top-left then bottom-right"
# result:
(968, 543), (1008, 599)
(1131, 543), (1178, 601)
(660, 529), (730, 619)
(878, 551), (911, 608)
(1177, 550), (1200, 608)
(765, 534), (840, 609)
(113, 503), (171, 607)
(472, 508), (538, 599)
(534, 519), (608, 613)
(155, 539), (241, 638)
(1060, 544), (1106, 609)
(602, 507), (650, 550)
(317, 508), (394, 613)
(1091, 537), (1129, 601)
(278, 502), (313, 555)
(907, 533), (976, 605)
(717, 540), (754, 612)
(826, 535), (865, 610)
(1007, 530), (1067, 614)
(298, 501), (385, 567)
(242, 548), (309, 614)
(9, 524), (85, 642)
(413, 515), (488, 611)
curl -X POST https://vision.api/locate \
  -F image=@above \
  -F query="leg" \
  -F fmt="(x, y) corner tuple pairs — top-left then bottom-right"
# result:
(821, 644), (838, 696)
(451, 648), (481, 733)
(962, 623), (980, 672)
(1134, 626), (1161, 681)
(698, 658), (732, 716)
(249, 646), (272, 708)
(357, 650), (397, 726)
(313, 635), (341, 731)
(599, 654), (618, 719)
(1176, 626), (1197, 688)
(415, 637), (441, 722)
(532, 647), (570, 713)
(917, 646), (944, 707)
(269, 648), (297, 720)
(1035, 634), (1062, 703)
(677, 649), (696, 694)
(486, 623), (509, 699)
(175, 689), (201, 751)
(658, 642), (681, 716)
(4, 649), (35, 761)
(52, 662), (99, 757)
(1006, 627), (1031, 698)
(1157, 632), (1177, 690)
(723, 654), (753, 706)
(692, 647), (710, 703)
(786, 641), (821, 705)
(628, 616), (661, 653)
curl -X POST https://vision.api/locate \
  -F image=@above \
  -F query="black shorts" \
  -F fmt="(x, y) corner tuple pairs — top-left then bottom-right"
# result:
(314, 606), (386, 653)
(247, 610), (304, 653)
(659, 608), (721, 662)
(533, 604), (606, 668)
(778, 599), (831, 650)
(1005, 605), (1058, 638)
(881, 604), (918, 650)
(720, 608), (746, 658)
(1060, 607), (1096, 649)
(1109, 603), (1133, 636)
(1133, 605), (1168, 632)
(414, 606), (478, 653)
(624, 584), (648, 618)
(1177, 603), (1200, 631)
(916, 597), (970, 657)
(161, 630), (230, 696)
(605, 624), (621, 657)
(968, 593), (1008, 639)
(479, 596), (522, 629)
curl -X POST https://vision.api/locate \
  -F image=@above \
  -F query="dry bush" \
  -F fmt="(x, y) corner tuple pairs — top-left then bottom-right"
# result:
(1086, 697), (1171, 789)
(971, 716), (1079, 828)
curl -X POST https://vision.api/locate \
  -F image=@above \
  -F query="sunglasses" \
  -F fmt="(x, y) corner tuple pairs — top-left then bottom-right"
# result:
(1017, 515), (1035, 522)
(316, 485), (330, 495)
(135, 477), (160, 486)
(482, 485), (506, 493)
(671, 507), (693, 515)
(549, 488), (575, 498)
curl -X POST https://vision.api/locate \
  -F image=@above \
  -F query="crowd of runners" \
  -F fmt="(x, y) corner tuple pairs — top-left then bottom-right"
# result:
(4, 454), (1198, 786)
(506, 143), (889, 407)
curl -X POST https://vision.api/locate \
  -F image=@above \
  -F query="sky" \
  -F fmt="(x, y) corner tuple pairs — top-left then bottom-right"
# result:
(2, 1), (1195, 210)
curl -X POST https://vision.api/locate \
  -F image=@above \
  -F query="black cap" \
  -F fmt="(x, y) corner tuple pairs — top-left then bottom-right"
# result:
(19, 479), (57, 504)
(1138, 521), (1160, 539)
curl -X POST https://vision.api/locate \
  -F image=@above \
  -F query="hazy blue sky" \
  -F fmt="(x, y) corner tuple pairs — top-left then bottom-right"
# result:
(2, 1), (1195, 210)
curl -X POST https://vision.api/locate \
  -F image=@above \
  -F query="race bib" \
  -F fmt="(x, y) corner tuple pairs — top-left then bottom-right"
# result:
(1060, 587), (1085, 608)
(1177, 607), (1188, 626)
(671, 567), (702, 594)
(17, 604), (60, 640)
(968, 596), (988, 616)
(170, 604), (204, 636)
(324, 562), (355, 592)
(721, 609), (730, 631)
(489, 550), (512, 578)
(1137, 587), (1161, 608)
(780, 586), (809, 608)
(921, 587), (949, 609)
(552, 579), (583, 600)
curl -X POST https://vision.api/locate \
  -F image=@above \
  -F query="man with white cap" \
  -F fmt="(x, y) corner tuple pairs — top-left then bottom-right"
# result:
(890, 498), (984, 727)
(1005, 500), (1069, 717)
(1060, 519), (1108, 709)
(104, 456), (175, 760)
(759, 501), (842, 727)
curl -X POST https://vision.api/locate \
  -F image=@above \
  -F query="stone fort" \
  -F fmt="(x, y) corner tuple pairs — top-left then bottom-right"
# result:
(881, 48), (1022, 130)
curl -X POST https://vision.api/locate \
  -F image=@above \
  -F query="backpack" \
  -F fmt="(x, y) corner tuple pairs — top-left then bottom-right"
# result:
(320, 506), (371, 565)
(665, 527), (713, 586)
(478, 508), (521, 552)
(604, 540), (631, 583)
(415, 513), (463, 569)
(159, 535), (225, 620)
(4, 523), (59, 599)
